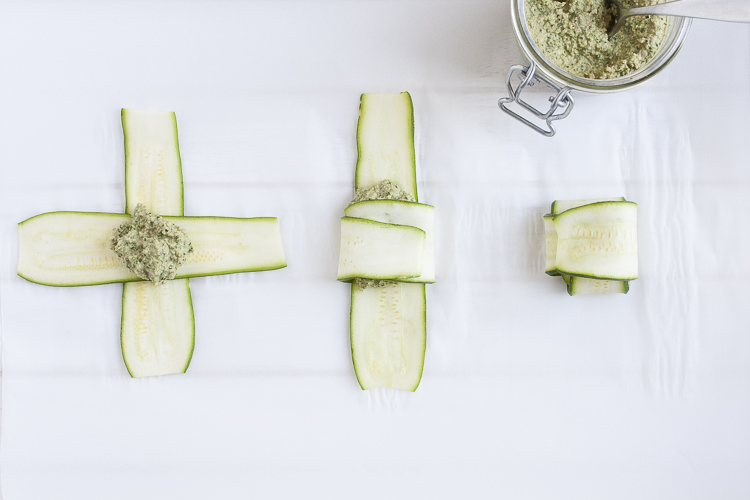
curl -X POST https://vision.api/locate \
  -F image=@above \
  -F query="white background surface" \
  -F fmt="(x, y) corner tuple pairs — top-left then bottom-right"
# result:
(1, 1), (750, 498)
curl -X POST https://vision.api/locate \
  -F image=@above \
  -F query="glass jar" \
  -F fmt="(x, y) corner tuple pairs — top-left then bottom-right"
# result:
(501, 0), (692, 135)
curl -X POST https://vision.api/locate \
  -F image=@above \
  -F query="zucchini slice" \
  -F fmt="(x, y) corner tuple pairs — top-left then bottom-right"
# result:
(355, 93), (418, 202)
(17, 212), (286, 286)
(337, 217), (425, 281)
(545, 197), (634, 294)
(344, 200), (435, 283)
(123, 109), (184, 216)
(17, 108), (287, 377)
(566, 276), (630, 295)
(121, 278), (195, 377)
(348, 92), (429, 391)
(551, 197), (626, 215)
(553, 201), (638, 281)
(121, 109), (193, 377)
(543, 214), (559, 276)
(350, 282), (426, 391)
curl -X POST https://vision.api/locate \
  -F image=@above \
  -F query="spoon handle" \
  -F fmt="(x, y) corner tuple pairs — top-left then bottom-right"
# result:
(626, 0), (750, 23)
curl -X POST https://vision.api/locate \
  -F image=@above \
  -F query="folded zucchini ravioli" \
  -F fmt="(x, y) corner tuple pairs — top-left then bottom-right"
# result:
(544, 198), (637, 295)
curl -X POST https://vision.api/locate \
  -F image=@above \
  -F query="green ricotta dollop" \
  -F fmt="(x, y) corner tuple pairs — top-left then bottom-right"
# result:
(350, 180), (415, 291)
(111, 204), (193, 285)
(350, 179), (415, 205)
(525, 0), (667, 80)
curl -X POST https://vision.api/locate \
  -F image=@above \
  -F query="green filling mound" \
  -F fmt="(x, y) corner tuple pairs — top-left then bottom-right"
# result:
(350, 180), (415, 290)
(525, 0), (667, 79)
(111, 204), (193, 285)
(350, 180), (415, 205)
(354, 278), (390, 291)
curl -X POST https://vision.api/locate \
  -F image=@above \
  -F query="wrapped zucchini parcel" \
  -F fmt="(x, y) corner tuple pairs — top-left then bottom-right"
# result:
(544, 198), (637, 295)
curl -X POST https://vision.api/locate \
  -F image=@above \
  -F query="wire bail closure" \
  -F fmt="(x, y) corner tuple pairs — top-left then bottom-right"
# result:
(499, 61), (574, 137)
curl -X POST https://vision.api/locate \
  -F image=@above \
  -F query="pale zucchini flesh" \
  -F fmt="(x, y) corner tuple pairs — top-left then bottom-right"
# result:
(553, 201), (638, 281)
(567, 276), (630, 295)
(345, 200), (435, 283)
(122, 109), (184, 216)
(337, 216), (425, 281)
(121, 279), (195, 377)
(121, 108), (193, 378)
(544, 198), (635, 295)
(543, 214), (559, 276)
(17, 212), (286, 286)
(551, 197), (626, 215)
(355, 93), (418, 202)
(348, 92), (428, 391)
(350, 282), (426, 391)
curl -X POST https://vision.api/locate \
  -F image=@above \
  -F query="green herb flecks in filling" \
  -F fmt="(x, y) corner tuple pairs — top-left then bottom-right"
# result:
(111, 204), (193, 285)
(525, 0), (667, 79)
(350, 179), (415, 205)
(350, 180), (415, 290)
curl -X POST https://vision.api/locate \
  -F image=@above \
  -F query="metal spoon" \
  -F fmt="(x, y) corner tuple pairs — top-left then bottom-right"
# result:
(607, 0), (750, 38)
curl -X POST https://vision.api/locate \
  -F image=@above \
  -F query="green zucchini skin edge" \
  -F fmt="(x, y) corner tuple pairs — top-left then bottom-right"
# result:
(550, 197), (626, 215)
(341, 215), (425, 235)
(545, 199), (635, 218)
(349, 282), (426, 392)
(556, 271), (633, 282)
(19, 210), (281, 225)
(119, 280), (196, 377)
(552, 200), (637, 216)
(17, 211), (287, 287)
(180, 281), (196, 374)
(350, 284), (363, 390)
(415, 285), (427, 391)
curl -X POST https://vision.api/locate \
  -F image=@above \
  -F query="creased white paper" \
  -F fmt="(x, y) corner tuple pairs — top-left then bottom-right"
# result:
(1, 1), (749, 499)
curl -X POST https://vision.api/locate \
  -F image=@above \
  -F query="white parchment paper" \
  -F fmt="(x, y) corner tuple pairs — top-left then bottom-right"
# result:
(1, 1), (749, 498)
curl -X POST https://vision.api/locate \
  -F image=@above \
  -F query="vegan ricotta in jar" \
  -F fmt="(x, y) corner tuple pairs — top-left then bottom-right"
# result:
(525, 0), (667, 79)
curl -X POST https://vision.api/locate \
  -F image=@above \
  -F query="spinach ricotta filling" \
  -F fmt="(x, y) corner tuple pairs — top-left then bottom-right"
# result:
(111, 203), (193, 285)
(525, 0), (667, 79)
(350, 179), (415, 205)
(349, 180), (415, 290)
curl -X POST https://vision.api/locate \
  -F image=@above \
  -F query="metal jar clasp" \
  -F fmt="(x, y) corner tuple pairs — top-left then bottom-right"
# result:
(499, 61), (574, 137)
